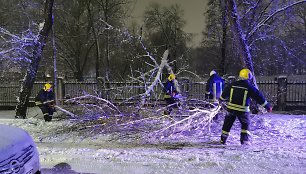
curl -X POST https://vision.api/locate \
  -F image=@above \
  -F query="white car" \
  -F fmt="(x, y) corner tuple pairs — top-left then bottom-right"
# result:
(0, 124), (40, 174)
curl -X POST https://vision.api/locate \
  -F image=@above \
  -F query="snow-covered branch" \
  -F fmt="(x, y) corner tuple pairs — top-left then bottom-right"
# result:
(248, 0), (306, 38)
(65, 94), (121, 115)
(96, 19), (183, 108)
(140, 50), (169, 106)
(0, 27), (37, 63)
(151, 105), (221, 139)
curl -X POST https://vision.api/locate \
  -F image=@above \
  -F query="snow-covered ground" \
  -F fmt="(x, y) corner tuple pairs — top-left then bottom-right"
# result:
(1, 108), (306, 174)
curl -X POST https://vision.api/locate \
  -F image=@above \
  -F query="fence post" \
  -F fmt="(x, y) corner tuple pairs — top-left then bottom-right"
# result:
(181, 78), (190, 98)
(97, 77), (104, 98)
(277, 76), (287, 111)
(57, 77), (64, 105)
(97, 77), (110, 99)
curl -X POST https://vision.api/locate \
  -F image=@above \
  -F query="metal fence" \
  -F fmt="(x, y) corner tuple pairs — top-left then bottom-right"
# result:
(0, 77), (305, 110)
(0, 82), (20, 106)
(257, 80), (278, 106)
(287, 81), (306, 106)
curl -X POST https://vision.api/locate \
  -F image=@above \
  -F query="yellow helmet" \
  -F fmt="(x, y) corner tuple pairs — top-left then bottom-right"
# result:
(239, 69), (252, 80)
(168, 74), (176, 81)
(44, 83), (52, 91)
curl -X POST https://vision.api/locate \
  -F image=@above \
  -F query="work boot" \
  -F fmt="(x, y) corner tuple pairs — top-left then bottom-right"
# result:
(241, 140), (251, 146)
(220, 134), (228, 145)
(44, 114), (52, 122)
(240, 132), (250, 145)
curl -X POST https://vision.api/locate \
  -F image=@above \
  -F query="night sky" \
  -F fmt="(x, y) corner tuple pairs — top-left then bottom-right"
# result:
(128, 0), (208, 47)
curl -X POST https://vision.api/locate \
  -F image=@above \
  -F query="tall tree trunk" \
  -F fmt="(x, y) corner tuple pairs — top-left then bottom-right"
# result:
(220, 0), (228, 76)
(105, 0), (110, 81)
(227, 0), (256, 84)
(106, 30), (110, 80)
(15, 0), (54, 118)
(95, 35), (101, 78)
(52, 20), (58, 106)
(228, 0), (258, 113)
(87, 1), (101, 78)
(94, 30), (101, 79)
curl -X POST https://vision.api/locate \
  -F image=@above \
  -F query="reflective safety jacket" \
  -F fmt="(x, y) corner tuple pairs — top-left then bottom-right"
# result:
(164, 80), (177, 99)
(205, 74), (225, 102)
(220, 79), (270, 112)
(35, 89), (55, 106)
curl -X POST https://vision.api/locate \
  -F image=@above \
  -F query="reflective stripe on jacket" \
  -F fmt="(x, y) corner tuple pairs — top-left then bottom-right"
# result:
(220, 80), (269, 113)
(35, 89), (55, 106)
(206, 74), (225, 101)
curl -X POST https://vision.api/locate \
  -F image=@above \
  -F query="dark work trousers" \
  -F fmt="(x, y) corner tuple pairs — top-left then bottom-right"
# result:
(164, 97), (176, 115)
(39, 105), (55, 122)
(221, 111), (250, 144)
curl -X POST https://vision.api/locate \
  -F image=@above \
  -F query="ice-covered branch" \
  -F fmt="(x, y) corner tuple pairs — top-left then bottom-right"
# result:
(0, 27), (21, 39)
(0, 27), (37, 63)
(54, 105), (78, 118)
(140, 50), (169, 106)
(96, 19), (183, 108)
(152, 106), (221, 138)
(248, 0), (306, 38)
(65, 94), (121, 114)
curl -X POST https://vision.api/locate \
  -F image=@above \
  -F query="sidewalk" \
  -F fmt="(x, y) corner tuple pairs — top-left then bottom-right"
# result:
(0, 107), (42, 119)
(0, 110), (15, 119)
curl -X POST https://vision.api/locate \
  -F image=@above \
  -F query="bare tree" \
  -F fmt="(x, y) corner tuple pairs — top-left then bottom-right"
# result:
(143, 2), (191, 73)
(53, 0), (131, 81)
(200, 0), (236, 76)
(0, 0), (47, 80)
(95, 0), (131, 80)
(54, 0), (94, 81)
(15, 0), (54, 118)
(201, 0), (305, 76)
(227, 0), (306, 80)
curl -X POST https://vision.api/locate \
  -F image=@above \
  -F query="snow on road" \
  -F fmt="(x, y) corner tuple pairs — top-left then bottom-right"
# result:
(1, 110), (306, 174)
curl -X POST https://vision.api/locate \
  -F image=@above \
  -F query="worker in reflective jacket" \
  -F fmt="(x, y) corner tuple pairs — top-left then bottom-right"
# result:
(205, 70), (225, 105)
(35, 83), (55, 122)
(219, 69), (272, 145)
(164, 74), (178, 115)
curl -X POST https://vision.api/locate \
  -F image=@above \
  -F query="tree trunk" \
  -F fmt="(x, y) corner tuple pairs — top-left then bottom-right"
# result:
(52, 20), (58, 106)
(220, 0), (228, 76)
(87, 1), (101, 79)
(15, 0), (54, 118)
(106, 29), (110, 80)
(227, 0), (256, 84)
(105, 0), (110, 81)
(227, 0), (258, 113)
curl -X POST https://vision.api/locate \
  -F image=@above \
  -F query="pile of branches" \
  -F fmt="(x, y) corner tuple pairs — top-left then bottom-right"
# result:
(54, 94), (222, 144)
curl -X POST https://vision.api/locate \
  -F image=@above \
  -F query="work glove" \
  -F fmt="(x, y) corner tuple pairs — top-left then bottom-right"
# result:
(264, 103), (273, 112)
(205, 93), (209, 100)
